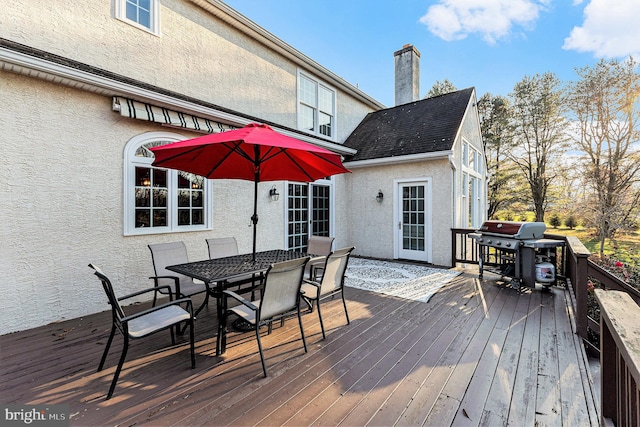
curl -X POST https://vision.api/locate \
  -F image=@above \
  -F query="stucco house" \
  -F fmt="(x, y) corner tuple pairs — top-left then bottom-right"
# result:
(343, 80), (486, 265)
(0, 0), (486, 334)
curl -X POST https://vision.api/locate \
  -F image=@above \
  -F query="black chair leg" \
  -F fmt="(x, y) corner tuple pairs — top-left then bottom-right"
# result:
(302, 296), (314, 311)
(98, 325), (116, 372)
(194, 292), (209, 317)
(189, 318), (196, 369)
(256, 326), (268, 377)
(297, 307), (308, 352)
(341, 290), (350, 325)
(218, 293), (228, 356)
(106, 335), (129, 400)
(316, 298), (326, 339)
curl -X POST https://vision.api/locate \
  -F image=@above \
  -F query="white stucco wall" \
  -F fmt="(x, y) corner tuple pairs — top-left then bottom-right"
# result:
(0, 1), (381, 334)
(342, 159), (454, 267)
(0, 72), (286, 335)
(0, 0), (375, 141)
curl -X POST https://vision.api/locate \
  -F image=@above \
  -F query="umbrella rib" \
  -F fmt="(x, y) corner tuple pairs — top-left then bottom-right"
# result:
(256, 145), (315, 180)
(155, 145), (204, 166)
(204, 141), (255, 176)
(306, 150), (345, 168)
(281, 150), (317, 181)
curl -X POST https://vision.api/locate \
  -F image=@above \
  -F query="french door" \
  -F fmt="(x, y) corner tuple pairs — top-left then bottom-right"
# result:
(396, 179), (431, 262)
(287, 180), (332, 252)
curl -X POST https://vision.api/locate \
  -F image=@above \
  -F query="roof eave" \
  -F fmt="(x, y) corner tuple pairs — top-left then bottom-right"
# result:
(344, 150), (453, 168)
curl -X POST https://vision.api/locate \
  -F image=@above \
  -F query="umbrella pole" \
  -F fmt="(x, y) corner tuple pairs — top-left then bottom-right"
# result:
(251, 176), (259, 262)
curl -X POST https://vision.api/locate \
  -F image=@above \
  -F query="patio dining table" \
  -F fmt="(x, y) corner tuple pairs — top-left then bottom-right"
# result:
(166, 249), (311, 355)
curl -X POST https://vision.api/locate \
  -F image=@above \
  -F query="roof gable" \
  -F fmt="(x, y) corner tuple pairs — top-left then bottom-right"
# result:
(344, 87), (475, 162)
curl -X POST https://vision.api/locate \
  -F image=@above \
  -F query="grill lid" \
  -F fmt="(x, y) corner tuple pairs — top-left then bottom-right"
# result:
(478, 221), (546, 239)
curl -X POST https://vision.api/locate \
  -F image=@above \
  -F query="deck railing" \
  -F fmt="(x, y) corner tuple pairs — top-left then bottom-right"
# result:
(594, 289), (640, 426)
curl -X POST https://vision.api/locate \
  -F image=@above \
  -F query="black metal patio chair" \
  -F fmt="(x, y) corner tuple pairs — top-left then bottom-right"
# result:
(222, 256), (310, 377)
(305, 235), (334, 280)
(89, 263), (195, 400)
(148, 241), (209, 315)
(300, 246), (355, 339)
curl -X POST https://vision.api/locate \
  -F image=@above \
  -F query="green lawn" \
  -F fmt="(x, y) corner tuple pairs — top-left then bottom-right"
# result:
(547, 226), (640, 265)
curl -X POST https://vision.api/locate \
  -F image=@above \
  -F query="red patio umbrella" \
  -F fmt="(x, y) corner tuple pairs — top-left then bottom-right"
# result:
(150, 123), (350, 260)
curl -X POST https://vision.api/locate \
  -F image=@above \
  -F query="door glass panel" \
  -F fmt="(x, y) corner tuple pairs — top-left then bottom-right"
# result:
(312, 185), (330, 237)
(402, 184), (425, 252)
(287, 183), (331, 252)
(288, 183), (308, 251)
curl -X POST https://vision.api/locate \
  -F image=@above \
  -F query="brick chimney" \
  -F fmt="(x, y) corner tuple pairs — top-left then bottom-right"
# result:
(394, 44), (420, 106)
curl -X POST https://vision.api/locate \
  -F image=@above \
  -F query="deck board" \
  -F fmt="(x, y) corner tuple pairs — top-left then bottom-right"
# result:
(507, 290), (542, 426)
(0, 265), (599, 426)
(480, 287), (532, 425)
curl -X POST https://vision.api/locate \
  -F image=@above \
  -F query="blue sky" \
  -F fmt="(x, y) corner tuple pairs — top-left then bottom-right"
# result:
(223, 0), (640, 107)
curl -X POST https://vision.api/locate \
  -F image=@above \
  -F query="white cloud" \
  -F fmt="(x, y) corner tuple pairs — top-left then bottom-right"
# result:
(563, 0), (640, 58)
(419, 0), (549, 44)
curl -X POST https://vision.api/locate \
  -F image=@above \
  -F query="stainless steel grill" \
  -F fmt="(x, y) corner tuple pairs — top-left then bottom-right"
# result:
(470, 221), (564, 289)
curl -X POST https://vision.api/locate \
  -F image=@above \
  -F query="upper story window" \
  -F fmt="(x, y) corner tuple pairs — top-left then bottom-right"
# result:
(124, 132), (212, 235)
(115, 0), (160, 35)
(298, 71), (336, 140)
(461, 140), (483, 228)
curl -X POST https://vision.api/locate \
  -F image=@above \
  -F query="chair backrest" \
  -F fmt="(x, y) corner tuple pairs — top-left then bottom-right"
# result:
(148, 242), (193, 292)
(307, 236), (334, 256)
(319, 247), (355, 296)
(206, 237), (239, 259)
(88, 264), (126, 324)
(259, 257), (310, 320)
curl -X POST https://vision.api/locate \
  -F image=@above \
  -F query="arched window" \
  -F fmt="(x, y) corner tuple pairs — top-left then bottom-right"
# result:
(124, 132), (212, 235)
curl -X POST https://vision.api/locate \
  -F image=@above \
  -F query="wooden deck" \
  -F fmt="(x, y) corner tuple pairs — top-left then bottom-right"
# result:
(0, 265), (600, 426)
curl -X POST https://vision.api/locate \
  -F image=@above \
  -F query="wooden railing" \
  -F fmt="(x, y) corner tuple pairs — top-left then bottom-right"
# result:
(595, 289), (640, 426)
(450, 228), (512, 270)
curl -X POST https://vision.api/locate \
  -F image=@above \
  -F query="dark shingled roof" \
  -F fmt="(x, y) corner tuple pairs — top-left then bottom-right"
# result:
(344, 87), (474, 162)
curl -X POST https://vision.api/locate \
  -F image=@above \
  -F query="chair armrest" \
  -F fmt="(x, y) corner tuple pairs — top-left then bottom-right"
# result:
(121, 297), (193, 323)
(303, 279), (321, 288)
(308, 256), (326, 265)
(118, 284), (174, 301)
(223, 290), (258, 311)
(149, 275), (180, 284)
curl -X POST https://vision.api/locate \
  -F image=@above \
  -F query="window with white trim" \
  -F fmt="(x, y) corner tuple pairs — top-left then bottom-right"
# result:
(298, 72), (335, 139)
(115, 0), (160, 35)
(461, 140), (483, 228)
(124, 132), (212, 235)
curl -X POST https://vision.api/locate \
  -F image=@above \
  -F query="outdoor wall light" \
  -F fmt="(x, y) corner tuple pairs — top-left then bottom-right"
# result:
(376, 190), (384, 203)
(269, 185), (280, 202)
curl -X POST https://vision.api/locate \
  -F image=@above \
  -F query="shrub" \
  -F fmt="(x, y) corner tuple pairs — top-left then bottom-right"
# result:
(549, 214), (561, 228)
(565, 215), (577, 229)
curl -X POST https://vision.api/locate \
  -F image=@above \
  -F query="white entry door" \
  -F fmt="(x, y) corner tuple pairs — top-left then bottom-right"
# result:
(395, 180), (432, 262)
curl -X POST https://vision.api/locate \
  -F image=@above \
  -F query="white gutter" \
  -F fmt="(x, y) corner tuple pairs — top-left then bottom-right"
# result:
(344, 150), (453, 168)
(190, 0), (386, 111)
(0, 45), (355, 155)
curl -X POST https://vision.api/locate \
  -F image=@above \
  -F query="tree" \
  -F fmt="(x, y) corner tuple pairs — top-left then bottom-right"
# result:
(477, 93), (524, 219)
(566, 58), (640, 256)
(425, 79), (457, 98)
(509, 72), (568, 222)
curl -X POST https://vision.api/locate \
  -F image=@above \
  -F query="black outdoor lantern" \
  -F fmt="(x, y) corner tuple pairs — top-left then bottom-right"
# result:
(269, 185), (280, 202)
